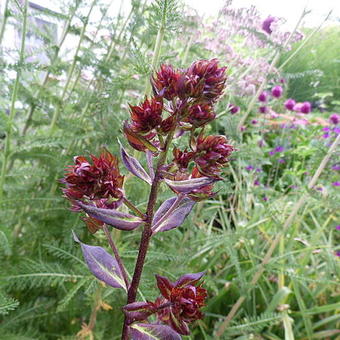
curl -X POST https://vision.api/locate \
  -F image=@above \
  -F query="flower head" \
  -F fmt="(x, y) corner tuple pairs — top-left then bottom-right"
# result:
(262, 16), (277, 34)
(258, 91), (268, 102)
(129, 96), (163, 133)
(284, 98), (296, 111)
(155, 272), (207, 335)
(259, 106), (268, 114)
(329, 113), (340, 125)
(300, 101), (312, 114)
(182, 59), (227, 102)
(187, 103), (216, 127)
(62, 150), (124, 205)
(152, 64), (181, 100)
(228, 104), (240, 114)
(195, 135), (234, 176)
(271, 85), (283, 98)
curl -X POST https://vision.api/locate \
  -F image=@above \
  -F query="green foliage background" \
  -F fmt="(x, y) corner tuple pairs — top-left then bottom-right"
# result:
(0, 1), (339, 339)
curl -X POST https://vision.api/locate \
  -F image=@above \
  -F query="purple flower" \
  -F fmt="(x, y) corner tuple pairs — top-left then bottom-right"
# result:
(332, 181), (340, 187)
(262, 16), (276, 34)
(293, 103), (303, 112)
(274, 146), (285, 153)
(262, 196), (269, 202)
(323, 127), (331, 132)
(269, 151), (275, 156)
(322, 133), (330, 139)
(335, 251), (340, 257)
(258, 91), (268, 102)
(229, 104), (240, 114)
(251, 119), (258, 125)
(254, 179), (260, 186)
(278, 158), (285, 163)
(259, 106), (268, 114)
(245, 165), (254, 171)
(331, 164), (340, 171)
(334, 127), (340, 134)
(271, 85), (283, 98)
(315, 186), (323, 192)
(335, 225), (340, 231)
(300, 101), (312, 114)
(284, 98), (296, 111)
(329, 113), (340, 125)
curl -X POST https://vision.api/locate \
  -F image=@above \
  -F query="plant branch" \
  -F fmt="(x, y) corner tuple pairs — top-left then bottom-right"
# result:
(216, 133), (340, 336)
(102, 224), (129, 290)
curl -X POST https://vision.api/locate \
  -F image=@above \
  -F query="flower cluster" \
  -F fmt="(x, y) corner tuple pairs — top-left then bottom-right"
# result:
(124, 272), (207, 335)
(61, 149), (124, 232)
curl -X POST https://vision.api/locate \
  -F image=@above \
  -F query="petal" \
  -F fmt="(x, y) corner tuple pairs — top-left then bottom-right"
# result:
(174, 272), (205, 288)
(155, 275), (174, 299)
(123, 302), (156, 323)
(129, 323), (182, 340)
(164, 177), (217, 193)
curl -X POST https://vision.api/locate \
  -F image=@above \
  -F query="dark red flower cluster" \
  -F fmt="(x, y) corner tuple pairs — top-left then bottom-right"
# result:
(154, 273), (207, 335)
(61, 149), (124, 232)
(124, 59), (227, 152)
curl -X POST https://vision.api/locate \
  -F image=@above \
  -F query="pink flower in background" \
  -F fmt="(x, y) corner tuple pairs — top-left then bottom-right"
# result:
(284, 98), (296, 111)
(259, 106), (268, 114)
(271, 85), (283, 98)
(229, 104), (240, 114)
(262, 16), (277, 34)
(300, 101), (312, 114)
(329, 113), (340, 125)
(258, 91), (269, 102)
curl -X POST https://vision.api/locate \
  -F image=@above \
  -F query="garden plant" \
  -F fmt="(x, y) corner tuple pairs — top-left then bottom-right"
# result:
(0, 0), (339, 339)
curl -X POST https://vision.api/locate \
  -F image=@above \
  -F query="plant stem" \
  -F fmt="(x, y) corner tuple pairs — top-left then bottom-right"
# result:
(102, 224), (129, 290)
(0, 0), (9, 46)
(123, 197), (145, 219)
(49, 0), (96, 134)
(121, 129), (175, 340)
(216, 133), (340, 336)
(0, 0), (28, 200)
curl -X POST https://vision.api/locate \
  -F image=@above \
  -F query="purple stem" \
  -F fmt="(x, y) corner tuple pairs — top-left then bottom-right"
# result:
(120, 130), (175, 340)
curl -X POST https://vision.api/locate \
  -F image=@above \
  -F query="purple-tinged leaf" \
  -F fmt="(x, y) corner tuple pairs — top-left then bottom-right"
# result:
(72, 231), (127, 291)
(164, 177), (217, 193)
(152, 197), (195, 233)
(123, 302), (156, 322)
(175, 272), (205, 288)
(120, 142), (152, 185)
(146, 150), (155, 180)
(155, 275), (173, 299)
(129, 323), (182, 340)
(169, 312), (190, 335)
(77, 201), (142, 231)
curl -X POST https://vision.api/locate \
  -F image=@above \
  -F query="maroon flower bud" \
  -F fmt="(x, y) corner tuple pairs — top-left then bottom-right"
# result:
(195, 135), (234, 176)
(181, 59), (227, 102)
(129, 96), (163, 133)
(187, 103), (216, 127)
(154, 272), (207, 335)
(62, 149), (124, 203)
(173, 148), (195, 169)
(159, 116), (176, 135)
(152, 64), (181, 100)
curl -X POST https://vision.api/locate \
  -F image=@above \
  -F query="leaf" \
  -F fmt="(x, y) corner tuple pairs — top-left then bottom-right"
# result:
(120, 142), (152, 185)
(72, 232), (127, 291)
(164, 177), (217, 193)
(175, 272), (205, 288)
(152, 197), (195, 233)
(129, 323), (182, 340)
(123, 302), (155, 322)
(77, 201), (143, 231)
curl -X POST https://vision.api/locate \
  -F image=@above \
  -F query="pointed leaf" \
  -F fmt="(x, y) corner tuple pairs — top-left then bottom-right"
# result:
(72, 232), (127, 291)
(175, 272), (205, 288)
(123, 302), (156, 322)
(77, 201), (143, 231)
(164, 177), (217, 193)
(169, 312), (190, 335)
(155, 275), (173, 299)
(120, 143), (152, 185)
(152, 197), (195, 233)
(129, 323), (182, 340)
